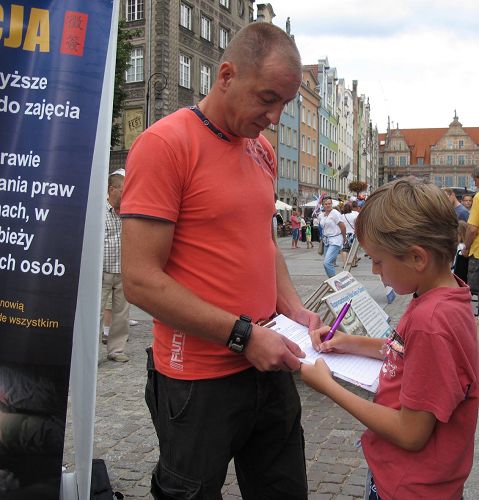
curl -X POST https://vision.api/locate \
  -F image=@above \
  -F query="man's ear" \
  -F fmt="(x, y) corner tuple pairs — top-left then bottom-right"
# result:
(217, 61), (236, 90)
(408, 245), (429, 272)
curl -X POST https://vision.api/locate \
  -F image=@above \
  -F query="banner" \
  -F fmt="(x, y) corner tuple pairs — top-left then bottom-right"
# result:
(0, 1), (114, 498)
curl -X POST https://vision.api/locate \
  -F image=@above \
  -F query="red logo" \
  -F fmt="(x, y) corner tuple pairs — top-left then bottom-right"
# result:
(60, 11), (88, 56)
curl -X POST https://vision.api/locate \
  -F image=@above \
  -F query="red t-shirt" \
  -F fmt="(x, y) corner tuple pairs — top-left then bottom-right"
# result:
(121, 108), (278, 379)
(362, 280), (478, 499)
(291, 215), (301, 230)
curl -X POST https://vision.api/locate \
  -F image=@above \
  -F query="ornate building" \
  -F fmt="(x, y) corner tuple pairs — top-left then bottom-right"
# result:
(379, 114), (479, 189)
(111, 0), (255, 169)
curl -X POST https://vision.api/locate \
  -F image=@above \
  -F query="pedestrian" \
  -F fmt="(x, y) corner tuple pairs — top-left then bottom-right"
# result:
(100, 169), (130, 362)
(302, 177), (478, 499)
(339, 202), (358, 267)
(443, 187), (469, 222)
(463, 166), (479, 310)
(462, 194), (473, 211)
(318, 196), (346, 277)
(452, 220), (468, 283)
(121, 22), (321, 500)
(291, 208), (301, 248)
(305, 222), (313, 249)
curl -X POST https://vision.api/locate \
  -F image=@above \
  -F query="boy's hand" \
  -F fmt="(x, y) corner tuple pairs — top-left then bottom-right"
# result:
(300, 359), (334, 393)
(310, 325), (350, 352)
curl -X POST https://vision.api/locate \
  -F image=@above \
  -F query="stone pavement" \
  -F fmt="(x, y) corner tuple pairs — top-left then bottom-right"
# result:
(63, 236), (479, 499)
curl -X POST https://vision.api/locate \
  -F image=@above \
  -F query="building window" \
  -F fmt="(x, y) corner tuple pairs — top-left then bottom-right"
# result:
(290, 101), (295, 117)
(200, 64), (211, 95)
(307, 167), (311, 183)
(417, 157), (424, 165)
(125, 47), (143, 82)
(388, 156), (395, 167)
(279, 157), (285, 177)
(180, 3), (192, 30)
(312, 140), (316, 156)
(301, 165), (305, 181)
(293, 161), (297, 179)
(219, 27), (229, 49)
(179, 54), (191, 88)
(286, 159), (291, 178)
(459, 155), (465, 165)
(459, 140), (464, 149)
(399, 156), (406, 166)
(312, 114), (316, 129)
(287, 127), (292, 146)
(307, 110), (311, 126)
(434, 176), (442, 187)
(200, 15), (211, 41)
(280, 124), (285, 144)
(447, 155), (453, 165)
(126, 0), (144, 21)
(301, 106), (305, 123)
(458, 176), (467, 187)
(301, 135), (305, 152)
(219, 0), (230, 8)
(445, 176), (453, 187)
(307, 137), (311, 154)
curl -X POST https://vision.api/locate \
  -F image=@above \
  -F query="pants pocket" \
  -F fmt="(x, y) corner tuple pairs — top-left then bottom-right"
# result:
(145, 346), (161, 438)
(151, 459), (202, 500)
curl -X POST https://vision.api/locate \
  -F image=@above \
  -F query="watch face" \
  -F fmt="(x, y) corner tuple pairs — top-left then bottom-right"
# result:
(238, 0), (244, 17)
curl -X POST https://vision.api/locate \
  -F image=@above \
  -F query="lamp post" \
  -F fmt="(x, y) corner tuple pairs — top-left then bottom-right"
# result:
(145, 72), (167, 128)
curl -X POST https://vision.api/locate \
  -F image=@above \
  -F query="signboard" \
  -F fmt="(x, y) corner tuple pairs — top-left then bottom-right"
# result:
(0, 1), (115, 498)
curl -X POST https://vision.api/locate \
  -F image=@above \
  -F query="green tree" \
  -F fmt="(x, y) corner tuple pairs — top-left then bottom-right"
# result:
(111, 20), (138, 148)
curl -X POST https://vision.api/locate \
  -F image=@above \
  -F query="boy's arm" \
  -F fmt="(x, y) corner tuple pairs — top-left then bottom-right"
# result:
(301, 362), (436, 451)
(310, 327), (385, 358)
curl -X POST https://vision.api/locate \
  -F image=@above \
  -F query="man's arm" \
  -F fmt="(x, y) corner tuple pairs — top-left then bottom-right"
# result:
(275, 247), (323, 333)
(462, 223), (478, 256)
(122, 217), (304, 371)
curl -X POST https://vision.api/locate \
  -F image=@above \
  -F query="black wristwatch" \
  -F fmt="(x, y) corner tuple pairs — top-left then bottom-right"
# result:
(226, 315), (252, 353)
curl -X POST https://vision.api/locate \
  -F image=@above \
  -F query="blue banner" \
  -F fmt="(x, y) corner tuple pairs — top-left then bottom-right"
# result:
(0, 1), (114, 497)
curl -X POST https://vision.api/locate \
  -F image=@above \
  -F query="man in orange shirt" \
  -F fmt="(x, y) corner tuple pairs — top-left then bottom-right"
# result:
(121, 22), (321, 500)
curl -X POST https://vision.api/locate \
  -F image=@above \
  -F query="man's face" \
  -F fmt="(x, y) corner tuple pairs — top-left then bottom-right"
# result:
(108, 178), (124, 210)
(462, 195), (473, 209)
(223, 52), (301, 139)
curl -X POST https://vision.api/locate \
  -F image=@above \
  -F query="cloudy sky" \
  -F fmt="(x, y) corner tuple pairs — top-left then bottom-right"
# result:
(265, 0), (478, 132)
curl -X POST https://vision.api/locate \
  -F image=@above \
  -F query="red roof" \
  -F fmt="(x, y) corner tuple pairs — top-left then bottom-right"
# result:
(379, 127), (479, 164)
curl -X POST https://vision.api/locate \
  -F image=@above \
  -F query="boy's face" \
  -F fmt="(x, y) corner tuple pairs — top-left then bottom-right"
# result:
(462, 195), (473, 209)
(362, 239), (418, 295)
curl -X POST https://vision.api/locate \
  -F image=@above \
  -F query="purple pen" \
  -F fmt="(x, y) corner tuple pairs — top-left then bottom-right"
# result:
(323, 300), (352, 342)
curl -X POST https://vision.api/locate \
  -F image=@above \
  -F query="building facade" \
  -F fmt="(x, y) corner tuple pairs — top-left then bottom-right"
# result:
(297, 69), (320, 205)
(277, 100), (300, 206)
(111, 0), (255, 168)
(379, 114), (479, 189)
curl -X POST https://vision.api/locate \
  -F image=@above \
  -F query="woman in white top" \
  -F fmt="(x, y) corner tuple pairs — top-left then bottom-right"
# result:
(319, 197), (346, 277)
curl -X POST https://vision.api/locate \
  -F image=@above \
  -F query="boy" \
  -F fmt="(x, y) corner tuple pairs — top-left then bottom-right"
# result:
(302, 178), (478, 499)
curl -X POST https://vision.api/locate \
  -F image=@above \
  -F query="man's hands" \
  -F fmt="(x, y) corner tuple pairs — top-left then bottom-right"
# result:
(244, 324), (305, 372)
(291, 308), (323, 336)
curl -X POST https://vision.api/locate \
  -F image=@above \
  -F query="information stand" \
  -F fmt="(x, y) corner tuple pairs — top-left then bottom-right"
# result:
(304, 271), (392, 338)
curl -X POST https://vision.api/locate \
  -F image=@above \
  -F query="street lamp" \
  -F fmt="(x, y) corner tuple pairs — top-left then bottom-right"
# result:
(145, 72), (167, 128)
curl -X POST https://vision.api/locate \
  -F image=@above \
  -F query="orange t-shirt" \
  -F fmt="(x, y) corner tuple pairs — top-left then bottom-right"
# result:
(121, 108), (278, 379)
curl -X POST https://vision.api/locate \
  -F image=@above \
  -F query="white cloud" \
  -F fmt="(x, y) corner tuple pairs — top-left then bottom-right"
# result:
(266, 0), (479, 130)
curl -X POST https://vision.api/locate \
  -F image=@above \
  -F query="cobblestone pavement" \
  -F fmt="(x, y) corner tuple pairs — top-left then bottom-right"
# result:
(63, 236), (479, 499)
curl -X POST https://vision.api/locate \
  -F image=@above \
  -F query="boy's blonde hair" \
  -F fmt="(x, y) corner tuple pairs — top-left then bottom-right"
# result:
(356, 177), (458, 263)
